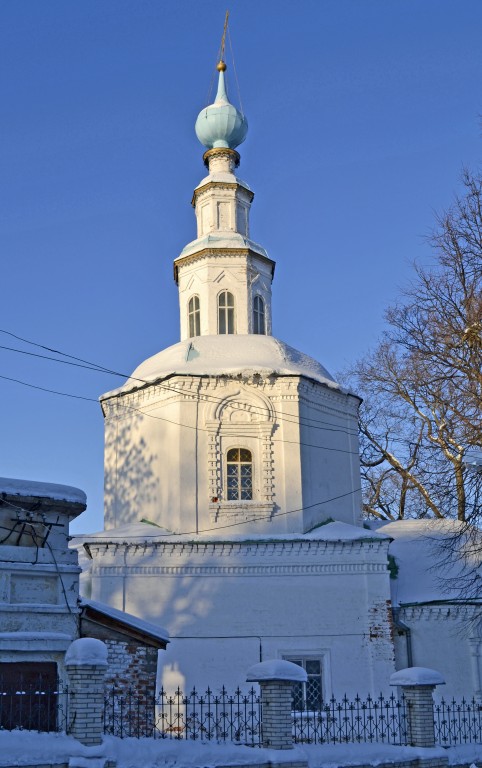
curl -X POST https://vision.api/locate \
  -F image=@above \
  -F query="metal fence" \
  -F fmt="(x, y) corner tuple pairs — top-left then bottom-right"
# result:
(0, 684), (68, 733)
(103, 686), (262, 744)
(1, 681), (482, 748)
(292, 693), (408, 745)
(435, 698), (482, 746)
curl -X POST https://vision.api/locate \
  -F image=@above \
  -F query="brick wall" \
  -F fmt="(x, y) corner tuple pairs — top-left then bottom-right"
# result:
(104, 639), (158, 698)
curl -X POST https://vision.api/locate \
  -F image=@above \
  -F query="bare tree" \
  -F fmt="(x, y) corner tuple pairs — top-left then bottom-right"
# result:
(345, 168), (482, 525)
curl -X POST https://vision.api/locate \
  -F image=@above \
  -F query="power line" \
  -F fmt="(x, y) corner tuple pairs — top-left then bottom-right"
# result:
(0, 328), (359, 437)
(0, 371), (358, 455)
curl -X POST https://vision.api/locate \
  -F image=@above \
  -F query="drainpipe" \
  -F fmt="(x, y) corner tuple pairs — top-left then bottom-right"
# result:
(392, 606), (413, 668)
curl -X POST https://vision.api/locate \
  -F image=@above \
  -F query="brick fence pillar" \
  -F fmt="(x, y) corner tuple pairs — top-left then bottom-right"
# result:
(246, 659), (307, 750)
(390, 666), (445, 747)
(65, 637), (108, 746)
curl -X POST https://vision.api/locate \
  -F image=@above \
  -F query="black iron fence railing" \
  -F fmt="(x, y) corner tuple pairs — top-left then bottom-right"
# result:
(1, 680), (481, 748)
(292, 693), (408, 745)
(0, 683), (68, 733)
(434, 698), (482, 746)
(103, 686), (262, 744)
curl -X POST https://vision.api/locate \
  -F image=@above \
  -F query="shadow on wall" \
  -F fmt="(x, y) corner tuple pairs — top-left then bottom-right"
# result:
(104, 409), (158, 527)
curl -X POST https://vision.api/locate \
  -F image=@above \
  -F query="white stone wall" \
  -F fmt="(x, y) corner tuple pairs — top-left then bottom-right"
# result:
(103, 373), (361, 535)
(89, 536), (395, 695)
(395, 604), (481, 700)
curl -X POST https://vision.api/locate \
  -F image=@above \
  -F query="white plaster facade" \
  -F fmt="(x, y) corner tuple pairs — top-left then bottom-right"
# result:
(102, 350), (362, 536)
(87, 525), (395, 695)
(83, 62), (399, 698)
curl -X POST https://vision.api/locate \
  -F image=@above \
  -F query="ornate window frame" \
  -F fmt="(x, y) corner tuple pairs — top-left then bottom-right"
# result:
(205, 388), (275, 523)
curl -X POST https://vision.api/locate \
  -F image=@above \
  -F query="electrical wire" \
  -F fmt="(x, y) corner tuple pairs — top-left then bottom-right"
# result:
(0, 481), (362, 540)
(0, 328), (359, 437)
(0, 371), (358, 455)
(0, 498), (77, 620)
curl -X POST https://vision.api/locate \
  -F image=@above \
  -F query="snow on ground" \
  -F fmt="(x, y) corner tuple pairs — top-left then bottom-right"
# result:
(0, 732), (481, 768)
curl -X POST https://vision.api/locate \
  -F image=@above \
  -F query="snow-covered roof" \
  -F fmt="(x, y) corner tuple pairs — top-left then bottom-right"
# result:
(81, 599), (169, 644)
(101, 335), (343, 399)
(0, 477), (86, 505)
(376, 519), (482, 606)
(194, 171), (252, 193)
(178, 232), (269, 261)
(79, 520), (389, 547)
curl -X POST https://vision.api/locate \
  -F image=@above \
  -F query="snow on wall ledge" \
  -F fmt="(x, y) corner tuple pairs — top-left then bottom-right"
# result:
(0, 477), (86, 505)
(101, 335), (347, 399)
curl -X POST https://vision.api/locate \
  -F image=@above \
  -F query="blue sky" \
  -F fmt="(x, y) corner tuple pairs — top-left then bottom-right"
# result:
(1, 0), (481, 533)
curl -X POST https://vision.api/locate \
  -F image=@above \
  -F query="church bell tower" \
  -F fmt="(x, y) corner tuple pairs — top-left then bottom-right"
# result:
(174, 60), (275, 341)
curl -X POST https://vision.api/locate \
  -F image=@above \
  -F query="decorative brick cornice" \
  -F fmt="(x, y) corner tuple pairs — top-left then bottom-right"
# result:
(399, 603), (480, 622)
(174, 249), (275, 283)
(87, 537), (389, 559)
(93, 561), (388, 578)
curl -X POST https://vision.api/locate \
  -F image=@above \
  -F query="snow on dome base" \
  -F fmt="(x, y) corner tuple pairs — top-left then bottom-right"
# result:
(246, 659), (308, 683)
(390, 667), (445, 687)
(65, 638), (108, 667)
(102, 335), (342, 399)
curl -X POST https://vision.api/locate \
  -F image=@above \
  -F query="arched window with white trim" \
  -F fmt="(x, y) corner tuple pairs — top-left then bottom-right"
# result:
(226, 448), (252, 501)
(218, 290), (235, 334)
(188, 295), (201, 337)
(253, 295), (265, 334)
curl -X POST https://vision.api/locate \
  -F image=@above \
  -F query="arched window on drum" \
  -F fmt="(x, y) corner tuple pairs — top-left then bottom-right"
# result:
(188, 295), (201, 337)
(218, 291), (235, 334)
(253, 295), (265, 334)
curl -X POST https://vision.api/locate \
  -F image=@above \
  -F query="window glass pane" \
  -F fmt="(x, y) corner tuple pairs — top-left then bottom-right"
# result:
(188, 296), (201, 338)
(226, 448), (252, 501)
(219, 310), (226, 334)
(305, 660), (321, 675)
(227, 307), (234, 334)
(306, 679), (322, 710)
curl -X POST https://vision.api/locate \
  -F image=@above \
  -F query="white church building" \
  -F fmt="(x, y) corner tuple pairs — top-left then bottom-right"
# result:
(81, 56), (481, 700)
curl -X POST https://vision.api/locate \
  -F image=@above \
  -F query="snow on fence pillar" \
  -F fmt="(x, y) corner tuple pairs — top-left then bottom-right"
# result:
(65, 638), (108, 747)
(247, 660), (306, 750)
(390, 667), (445, 748)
